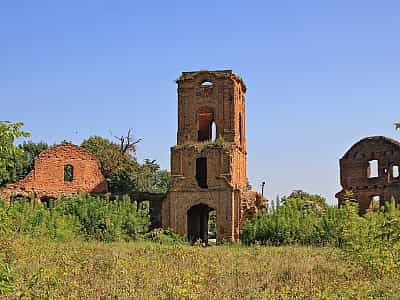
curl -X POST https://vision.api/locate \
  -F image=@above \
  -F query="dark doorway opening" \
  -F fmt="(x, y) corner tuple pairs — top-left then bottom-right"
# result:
(187, 203), (215, 244)
(41, 197), (55, 208)
(196, 157), (208, 188)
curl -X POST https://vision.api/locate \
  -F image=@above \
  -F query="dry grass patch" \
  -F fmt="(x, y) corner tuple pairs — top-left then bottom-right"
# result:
(1, 237), (399, 299)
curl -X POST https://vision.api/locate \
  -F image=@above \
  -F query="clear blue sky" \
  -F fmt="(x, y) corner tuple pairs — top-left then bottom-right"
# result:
(1, 1), (399, 204)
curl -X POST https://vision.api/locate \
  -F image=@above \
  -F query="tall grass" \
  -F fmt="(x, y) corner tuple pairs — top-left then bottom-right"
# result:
(0, 237), (398, 299)
(241, 199), (400, 276)
(0, 194), (150, 242)
(0, 194), (399, 297)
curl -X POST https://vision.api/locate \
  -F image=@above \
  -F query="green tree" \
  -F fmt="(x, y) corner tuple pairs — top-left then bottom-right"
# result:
(396, 122), (400, 130)
(0, 121), (30, 186)
(81, 135), (170, 194)
(134, 159), (170, 193)
(281, 190), (327, 209)
(81, 135), (136, 179)
(81, 135), (137, 193)
(15, 142), (48, 180)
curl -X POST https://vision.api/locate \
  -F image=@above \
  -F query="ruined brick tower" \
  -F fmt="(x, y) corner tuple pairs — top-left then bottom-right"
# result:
(162, 70), (266, 243)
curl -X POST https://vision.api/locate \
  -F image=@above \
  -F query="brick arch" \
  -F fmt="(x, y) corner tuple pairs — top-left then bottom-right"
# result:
(342, 136), (400, 159)
(192, 71), (220, 86)
(197, 106), (215, 142)
(183, 198), (217, 213)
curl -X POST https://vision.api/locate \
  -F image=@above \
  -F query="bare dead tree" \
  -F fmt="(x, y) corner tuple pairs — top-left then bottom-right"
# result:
(112, 129), (142, 154)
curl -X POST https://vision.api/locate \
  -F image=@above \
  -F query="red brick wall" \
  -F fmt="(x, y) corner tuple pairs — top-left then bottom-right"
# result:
(0, 143), (107, 201)
(336, 136), (400, 214)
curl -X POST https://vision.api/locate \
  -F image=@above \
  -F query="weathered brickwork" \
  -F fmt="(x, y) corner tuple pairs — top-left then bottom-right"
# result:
(336, 136), (400, 214)
(0, 143), (108, 202)
(162, 70), (266, 243)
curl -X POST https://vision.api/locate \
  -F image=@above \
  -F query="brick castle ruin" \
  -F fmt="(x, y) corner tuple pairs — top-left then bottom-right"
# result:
(0, 143), (108, 202)
(6, 70), (399, 240)
(336, 136), (400, 214)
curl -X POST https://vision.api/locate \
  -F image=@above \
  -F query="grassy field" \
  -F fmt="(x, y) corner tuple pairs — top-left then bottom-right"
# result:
(1, 237), (399, 299)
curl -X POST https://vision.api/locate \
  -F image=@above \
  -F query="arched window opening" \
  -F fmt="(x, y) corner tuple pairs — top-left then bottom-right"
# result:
(211, 121), (217, 142)
(64, 164), (74, 182)
(196, 157), (207, 189)
(368, 160), (378, 178)
(197, 107), (214, 142)
(200, 81), (213, 87)
(393, 165), (399, 178)
(239, 113), (243, 145)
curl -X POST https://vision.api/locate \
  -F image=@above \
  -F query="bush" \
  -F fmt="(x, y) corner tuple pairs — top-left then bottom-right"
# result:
(0, 194), (150, 242)
(0, 199), (81, 241)
(341, 201), (400, 276)
(54, 194), (150, 242)
(241, 196), (400, 276)
(144, 228), (187, 245)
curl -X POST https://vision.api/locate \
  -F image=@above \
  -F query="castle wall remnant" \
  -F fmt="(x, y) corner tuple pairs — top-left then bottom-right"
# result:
(0, 143), (108, 202)
(336, 136), (400, 214)
(162, 70), (267, 243)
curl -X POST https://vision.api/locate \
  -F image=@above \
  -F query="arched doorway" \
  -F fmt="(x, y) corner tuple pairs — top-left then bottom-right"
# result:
(187, 203), (215, 244)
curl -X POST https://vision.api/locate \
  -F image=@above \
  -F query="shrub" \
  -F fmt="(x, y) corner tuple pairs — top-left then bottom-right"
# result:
(144, 228), (187, 245)
(0, 199), (81, 241)
(0, 194), (150, 242)
(53, 194), (150, 242)
(241, 196), (400, 276)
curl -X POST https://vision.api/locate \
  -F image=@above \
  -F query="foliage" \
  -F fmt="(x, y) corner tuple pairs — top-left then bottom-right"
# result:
(81, 135), (136, 180)
(82, 135), (170, 194)
(133, 159), (170, 193)
(15, 142), (48, 180)
(0, 252), (13, 295)
(0, 140), (48, 186)
(0, 122), (30, 186)
(241, 199), (349, 246)
(0, 195), (150, 242)
(214, 134), (225, 145)
(395, 122), (400, 130)
(54, 195), (149, 241)
(280, 190), (327, 209)
(241, 192), (400, 276)
(0, 199), (81, 241)
(144, 228), (187, 245)
(341, 200), (400, 276)
(208, 210), (217, 238)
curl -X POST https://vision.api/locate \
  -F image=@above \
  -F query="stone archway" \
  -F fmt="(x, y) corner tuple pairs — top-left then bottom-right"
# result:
(187, 203), (214, 244)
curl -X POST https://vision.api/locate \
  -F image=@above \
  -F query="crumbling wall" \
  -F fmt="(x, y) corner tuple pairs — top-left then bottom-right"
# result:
(336, 136), (400, 214)
(0, 143), (108, 202)
(240, 191), (266, 222)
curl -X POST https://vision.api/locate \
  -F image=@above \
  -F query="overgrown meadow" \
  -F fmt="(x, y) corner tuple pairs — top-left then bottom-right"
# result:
(1, 122), (400, 298)
(0, 194), (399, 299)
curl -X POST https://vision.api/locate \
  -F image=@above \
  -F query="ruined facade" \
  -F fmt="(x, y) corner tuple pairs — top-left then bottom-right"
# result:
(162, 70), (266, 243)
(336, 136), (400, 214)
(0, 143), (108, 202)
